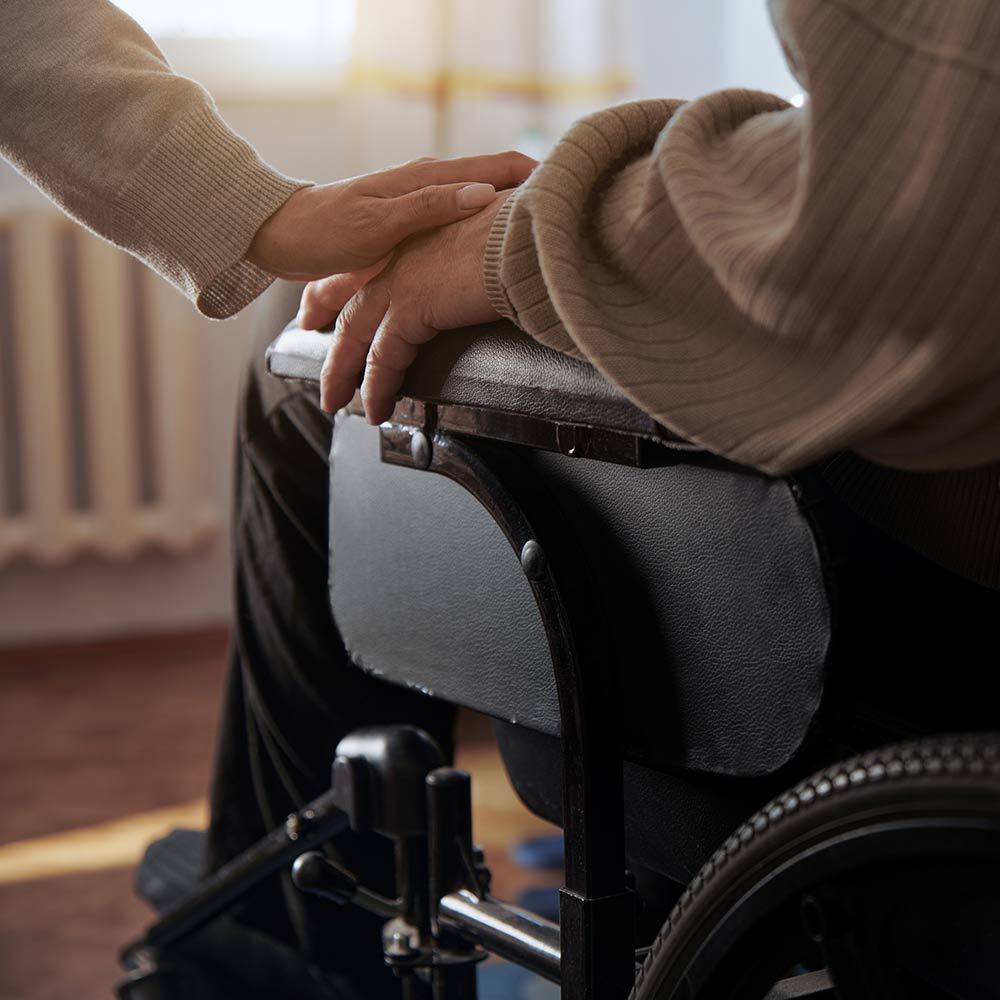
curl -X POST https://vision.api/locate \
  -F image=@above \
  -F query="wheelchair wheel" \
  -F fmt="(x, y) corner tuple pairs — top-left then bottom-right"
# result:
(631, 734), (1000, 1000)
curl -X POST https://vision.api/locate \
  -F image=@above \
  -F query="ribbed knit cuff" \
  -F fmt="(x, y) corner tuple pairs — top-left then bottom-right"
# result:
(483, 183), (580, 356)
(114, 103), (310, 318)
(483, 191), (517, 321)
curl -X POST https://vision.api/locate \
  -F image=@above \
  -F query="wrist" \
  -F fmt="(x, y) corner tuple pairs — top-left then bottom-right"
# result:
(246, 185), (314, 276)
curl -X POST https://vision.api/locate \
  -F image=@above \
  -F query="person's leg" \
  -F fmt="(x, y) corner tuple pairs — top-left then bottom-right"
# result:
(205, 283), (456, 993)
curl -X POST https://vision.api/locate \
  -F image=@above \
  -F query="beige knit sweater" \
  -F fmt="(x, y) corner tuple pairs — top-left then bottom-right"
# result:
(2, 0), (998, 586)
(483, 0), (1000, 587)
(1, 1), (307, 318)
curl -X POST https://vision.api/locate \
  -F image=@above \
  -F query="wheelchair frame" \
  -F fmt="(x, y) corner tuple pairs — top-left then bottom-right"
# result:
(117, 396), (821, 1000)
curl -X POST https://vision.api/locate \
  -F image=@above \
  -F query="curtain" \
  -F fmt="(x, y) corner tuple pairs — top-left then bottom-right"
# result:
(341, 0), (630, 172)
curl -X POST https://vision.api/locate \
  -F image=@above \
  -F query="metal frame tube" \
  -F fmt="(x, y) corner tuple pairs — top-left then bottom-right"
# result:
(382, 427), (636, 1000)
(438, 890), (561, 983)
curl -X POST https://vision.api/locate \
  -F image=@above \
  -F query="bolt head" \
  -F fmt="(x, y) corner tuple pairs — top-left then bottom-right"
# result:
(410, 431), (431, 469)
(384, 926), (417, 957)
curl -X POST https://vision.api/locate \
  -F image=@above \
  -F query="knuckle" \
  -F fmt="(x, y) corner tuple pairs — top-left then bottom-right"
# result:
(300, 282), (319, 308)
(403, 156), (435, 172)
(362, 196), (391, 225)
(415, 186), (440, 214)
(333, 307), (358, 344)
(365, 342), (396, 372)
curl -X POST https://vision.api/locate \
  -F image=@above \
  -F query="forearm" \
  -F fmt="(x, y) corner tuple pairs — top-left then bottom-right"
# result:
(0, 0), (308, 317)
(485, 0), (1000, 475)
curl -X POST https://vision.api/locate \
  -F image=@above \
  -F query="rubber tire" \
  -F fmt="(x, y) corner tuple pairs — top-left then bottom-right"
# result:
(630, 733), (1000, 1000)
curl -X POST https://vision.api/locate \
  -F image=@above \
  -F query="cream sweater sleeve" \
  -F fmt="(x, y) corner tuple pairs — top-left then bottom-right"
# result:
(484, 0), (1000, 476)
(0, 0), (309, 318)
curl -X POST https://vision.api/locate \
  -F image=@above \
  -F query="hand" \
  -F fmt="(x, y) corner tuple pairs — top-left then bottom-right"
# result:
(247, 152), (533, 280)
(299, 191), (510, 419)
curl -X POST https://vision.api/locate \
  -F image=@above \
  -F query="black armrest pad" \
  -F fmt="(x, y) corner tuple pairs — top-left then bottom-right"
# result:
(267, 319), (680, 441)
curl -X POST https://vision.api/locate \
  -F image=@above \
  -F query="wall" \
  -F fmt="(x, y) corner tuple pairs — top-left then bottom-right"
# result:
(628, 0), (798, 100)
(0, 99), (344, 645)
(0, 1), (796, 645)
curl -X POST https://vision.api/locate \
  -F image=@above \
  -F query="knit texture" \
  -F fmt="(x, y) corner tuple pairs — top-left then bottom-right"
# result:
(1, 0), (308, 318)
(485, 0), (1000, 587)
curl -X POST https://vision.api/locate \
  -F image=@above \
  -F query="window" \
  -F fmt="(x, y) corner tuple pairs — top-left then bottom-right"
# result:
(113, 1), (356, 97)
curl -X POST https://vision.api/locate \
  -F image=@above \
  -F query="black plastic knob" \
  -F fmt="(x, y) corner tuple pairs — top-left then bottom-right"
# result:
(291, 851), (359, 905)
(332, 726), (446, 837)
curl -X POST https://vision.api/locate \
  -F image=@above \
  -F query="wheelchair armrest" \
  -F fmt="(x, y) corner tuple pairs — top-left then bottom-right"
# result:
(266, 319), (692, 450)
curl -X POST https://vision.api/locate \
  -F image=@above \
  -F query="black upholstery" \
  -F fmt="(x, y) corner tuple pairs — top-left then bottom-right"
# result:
(329, 413), (829, 777)
(266, 319), (690, 447)
(492, 722), (767, 885)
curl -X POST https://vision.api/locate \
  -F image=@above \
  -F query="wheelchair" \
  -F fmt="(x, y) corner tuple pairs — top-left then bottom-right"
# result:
(119, 284), (1000, 1000)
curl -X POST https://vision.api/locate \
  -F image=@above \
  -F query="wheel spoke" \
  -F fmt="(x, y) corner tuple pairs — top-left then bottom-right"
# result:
(800, 889), (896, 1000)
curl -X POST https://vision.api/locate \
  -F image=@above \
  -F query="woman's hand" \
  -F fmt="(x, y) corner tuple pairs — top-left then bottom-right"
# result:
(298, 191), (512, 419)
(247, 152), (534, 280)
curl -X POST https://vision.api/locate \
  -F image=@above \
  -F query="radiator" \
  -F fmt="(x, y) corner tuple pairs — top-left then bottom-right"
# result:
(0, 206), (217, 564)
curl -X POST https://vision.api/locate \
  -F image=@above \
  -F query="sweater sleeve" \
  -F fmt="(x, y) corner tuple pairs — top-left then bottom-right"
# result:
(0, 1), (310, 318)
(483, 0), (1000, 475)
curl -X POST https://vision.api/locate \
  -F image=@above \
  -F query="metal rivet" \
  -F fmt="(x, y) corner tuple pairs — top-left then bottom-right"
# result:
(410, 430), (431, 469)
(520, 539), (545, 580)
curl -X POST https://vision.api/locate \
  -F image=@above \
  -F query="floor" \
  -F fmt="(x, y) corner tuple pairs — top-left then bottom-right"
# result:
(0, 630), (558, 1000)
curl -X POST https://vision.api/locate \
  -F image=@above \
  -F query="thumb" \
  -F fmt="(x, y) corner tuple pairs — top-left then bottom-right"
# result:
(387, 183), (499, 240)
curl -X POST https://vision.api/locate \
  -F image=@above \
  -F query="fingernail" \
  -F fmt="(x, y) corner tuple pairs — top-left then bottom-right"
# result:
(457, 183), (496, 210)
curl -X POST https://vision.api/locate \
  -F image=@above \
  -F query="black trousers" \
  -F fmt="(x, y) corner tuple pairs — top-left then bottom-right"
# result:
(203, 286), (454, 997)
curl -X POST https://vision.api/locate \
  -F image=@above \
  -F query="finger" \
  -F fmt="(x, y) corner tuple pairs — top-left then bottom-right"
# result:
(367, 150), (537, 196)
(360, 309), (439, 424)
(297, 257), (391, 331)
(382, 183), (504, 243)
(320, 280), (391, 413)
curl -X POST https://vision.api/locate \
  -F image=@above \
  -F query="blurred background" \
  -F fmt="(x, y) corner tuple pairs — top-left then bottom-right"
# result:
(0, 2), (796, 997)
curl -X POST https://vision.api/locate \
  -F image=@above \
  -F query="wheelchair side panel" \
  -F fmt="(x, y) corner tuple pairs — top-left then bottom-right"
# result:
(329, 414), (830, 777)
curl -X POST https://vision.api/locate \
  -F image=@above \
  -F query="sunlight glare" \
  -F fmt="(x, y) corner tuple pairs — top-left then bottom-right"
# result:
(113, 0), (355, 45)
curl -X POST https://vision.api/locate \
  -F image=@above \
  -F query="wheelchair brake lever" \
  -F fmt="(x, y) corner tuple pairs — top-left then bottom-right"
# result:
(291, 851), (400, 918)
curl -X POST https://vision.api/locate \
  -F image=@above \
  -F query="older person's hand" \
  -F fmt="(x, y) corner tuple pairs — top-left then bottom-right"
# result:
(299, 191), (513, 419)
(247, 153), (533, 281)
